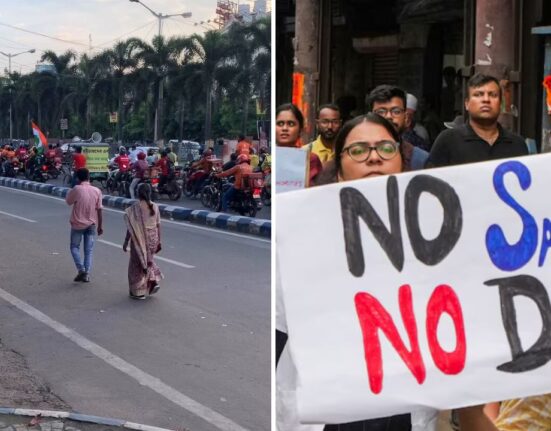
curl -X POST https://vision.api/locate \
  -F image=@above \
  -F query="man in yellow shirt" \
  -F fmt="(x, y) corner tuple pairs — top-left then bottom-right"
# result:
(303, 104), (341, 164)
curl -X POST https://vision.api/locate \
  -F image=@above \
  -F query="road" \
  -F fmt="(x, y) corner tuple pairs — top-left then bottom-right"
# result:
(0, 186), (271, 431)
(48, 174), (272, 220)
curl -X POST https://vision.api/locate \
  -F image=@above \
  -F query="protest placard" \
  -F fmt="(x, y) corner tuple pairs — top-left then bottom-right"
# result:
(82, 145), (109, 173)
(276, 147), (308, 193)
(277, 153), (551, 425)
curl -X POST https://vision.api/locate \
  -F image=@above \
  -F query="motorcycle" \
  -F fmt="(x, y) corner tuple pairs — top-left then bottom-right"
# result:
(0, 158), (18, 177)
(45, 156), (63, 179)
(215, 173), (264, 217)
(25, 157), (49, 182)
(149, 167), (182, 201)
(182, 165), (207, 198)
(261, 172), (271, 207)
(201, 174), (225, 210)
(117, 171), (133, 198)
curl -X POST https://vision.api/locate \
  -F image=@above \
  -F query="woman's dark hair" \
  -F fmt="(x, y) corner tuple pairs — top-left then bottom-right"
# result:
(317, 113), (403, 185)
(276, 103), (304, 130)
(137, 183), (155, 216)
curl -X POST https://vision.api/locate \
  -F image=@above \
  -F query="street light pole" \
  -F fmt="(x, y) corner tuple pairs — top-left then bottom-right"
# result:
(0, 48), (35, 140)
(129, 0), (192, 37)
(129, 0), (192, 143)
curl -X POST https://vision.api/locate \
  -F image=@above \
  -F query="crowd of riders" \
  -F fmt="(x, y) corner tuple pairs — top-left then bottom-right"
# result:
(0, 141), (63, 179)
(0, 138), (271, 215)
(97, 140), (270, 214)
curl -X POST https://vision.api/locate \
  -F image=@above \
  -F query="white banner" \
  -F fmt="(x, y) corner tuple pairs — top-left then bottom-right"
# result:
(276, 147), (308, 193)
(277, 154), (551, 424)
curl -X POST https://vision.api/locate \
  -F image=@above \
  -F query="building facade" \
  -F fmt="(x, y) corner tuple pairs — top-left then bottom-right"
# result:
(277, 0), (551, 149)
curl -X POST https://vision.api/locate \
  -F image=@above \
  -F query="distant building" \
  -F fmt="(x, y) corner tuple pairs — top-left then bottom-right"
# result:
(238, 4), (252, 23)
(35, 64), (57, 75)
(254, 0), (267, 15)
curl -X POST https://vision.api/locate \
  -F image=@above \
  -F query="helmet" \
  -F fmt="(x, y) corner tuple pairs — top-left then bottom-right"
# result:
(237, 154), (250, 164)
(137, 152), (146, 160)
(119, 146), (127, 155)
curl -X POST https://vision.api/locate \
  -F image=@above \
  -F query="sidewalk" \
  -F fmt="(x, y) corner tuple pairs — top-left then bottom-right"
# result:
(0, 410), (177, 431)
(0, 340), (175, 431)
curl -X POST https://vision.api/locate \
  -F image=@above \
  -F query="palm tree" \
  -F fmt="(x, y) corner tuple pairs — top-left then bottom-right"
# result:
(248, 17), (271, 124)
(72, 52), (111, 136)
(189, 30), (231, 145)
(134, 35), (193, 143)
(103, 39), (141, 142)
(38, 50), (78, 133)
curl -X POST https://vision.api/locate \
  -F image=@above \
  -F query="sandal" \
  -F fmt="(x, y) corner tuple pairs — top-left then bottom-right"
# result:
(129, 293), (146, 300)
(150, 284), (160, 295)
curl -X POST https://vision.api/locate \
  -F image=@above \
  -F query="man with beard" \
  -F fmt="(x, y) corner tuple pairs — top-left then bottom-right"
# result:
(304, 104), (342, 165)
(427, 73), (527, 167)
(366, 85), (429, 170)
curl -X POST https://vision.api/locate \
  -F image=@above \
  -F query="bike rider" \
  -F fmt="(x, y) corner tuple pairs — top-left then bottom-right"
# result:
(113, 146), (131, 185)
(190, 147), (216, 197)
(215, 153), (252, 212)
(166, 147), (177, 166)
(15, 142), (28, 160)
(1, 145), (16, 176)
(156, 149), (172, 191)
(130, 151), (148, 199)
(146, 148), (157, 165)
(71, 146), (86, 187)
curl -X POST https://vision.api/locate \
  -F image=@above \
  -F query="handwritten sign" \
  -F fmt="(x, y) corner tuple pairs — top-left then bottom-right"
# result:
(276, 147), (308, 193)
(277, 154), (551, 425)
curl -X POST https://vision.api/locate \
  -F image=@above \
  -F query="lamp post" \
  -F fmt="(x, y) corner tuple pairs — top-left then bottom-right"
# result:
(0, 48), (35, 140)
(129, 0), (192, 37)
(129, 0), (192, 144)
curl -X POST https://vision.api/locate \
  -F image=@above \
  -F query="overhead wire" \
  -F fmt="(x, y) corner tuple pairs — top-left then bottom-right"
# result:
(94, 20), (157, 48)
(0, 21), (89, 48)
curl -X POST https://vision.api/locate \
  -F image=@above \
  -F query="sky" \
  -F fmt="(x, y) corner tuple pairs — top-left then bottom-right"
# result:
(0, 0), (267, 75)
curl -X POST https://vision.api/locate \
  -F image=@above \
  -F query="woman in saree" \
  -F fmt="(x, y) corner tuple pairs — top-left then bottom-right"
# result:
(123, 183), (163, 299)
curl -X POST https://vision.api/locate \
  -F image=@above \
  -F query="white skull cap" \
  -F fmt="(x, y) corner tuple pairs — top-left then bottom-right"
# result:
(406, 93), (418, 111)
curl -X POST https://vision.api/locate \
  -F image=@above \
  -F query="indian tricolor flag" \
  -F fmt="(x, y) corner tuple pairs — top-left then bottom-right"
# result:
(31, 121), (48, 155)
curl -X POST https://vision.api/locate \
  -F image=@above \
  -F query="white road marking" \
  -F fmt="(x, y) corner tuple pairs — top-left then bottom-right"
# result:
(0, 210), (37, 223)
(0, 186), (271, 243)
(0, 287), (250, 431)
(98, 239), (195, 269)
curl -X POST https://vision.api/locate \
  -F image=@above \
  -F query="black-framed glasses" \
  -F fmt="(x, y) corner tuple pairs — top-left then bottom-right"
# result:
(373, 107), (405, 117)
(341, 141), (400, 162)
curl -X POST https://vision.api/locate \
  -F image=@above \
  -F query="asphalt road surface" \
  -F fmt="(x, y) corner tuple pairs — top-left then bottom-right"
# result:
(0, 186), (271, 431)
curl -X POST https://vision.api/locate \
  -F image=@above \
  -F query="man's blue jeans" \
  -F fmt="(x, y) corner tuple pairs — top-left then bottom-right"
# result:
(70, 225), (96, 273)
(221, 186), (237, 212)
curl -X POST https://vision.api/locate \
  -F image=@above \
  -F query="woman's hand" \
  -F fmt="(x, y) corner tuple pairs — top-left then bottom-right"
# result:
(156, 243), (162, 253)
(123, 242), (128, 252)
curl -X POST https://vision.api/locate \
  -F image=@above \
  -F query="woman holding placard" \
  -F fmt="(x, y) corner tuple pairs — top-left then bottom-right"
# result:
(277, 113), (429, 431)
(275, 103), (323, 186)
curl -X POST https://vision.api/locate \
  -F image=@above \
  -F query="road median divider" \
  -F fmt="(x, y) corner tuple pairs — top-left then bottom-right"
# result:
(0, 177), (271, 238)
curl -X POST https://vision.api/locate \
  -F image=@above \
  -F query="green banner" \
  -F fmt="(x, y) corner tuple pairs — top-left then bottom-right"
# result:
(82, 145), (109, 173)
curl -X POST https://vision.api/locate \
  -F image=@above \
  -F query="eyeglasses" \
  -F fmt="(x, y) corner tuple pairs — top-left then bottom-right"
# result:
(373, 107), (405, 117)
(341, 141), (400, 162)
(318, 119), (341, 126)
